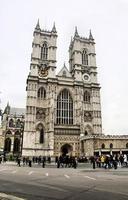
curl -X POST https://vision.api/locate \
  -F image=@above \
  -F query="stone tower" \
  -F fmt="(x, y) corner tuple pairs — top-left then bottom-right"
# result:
(22, 20), (57, 156)
(69, 28), (102, 136)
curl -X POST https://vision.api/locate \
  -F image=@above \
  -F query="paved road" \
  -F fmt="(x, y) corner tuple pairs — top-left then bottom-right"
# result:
(0, 162), (128, 200)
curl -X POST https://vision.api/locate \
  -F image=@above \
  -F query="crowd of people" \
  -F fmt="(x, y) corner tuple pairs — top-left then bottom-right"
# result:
(90, 154), (128, 169)
(0, 153), (128, 170)
(15, 155), (78, 169)
(56, 155), (78, 168)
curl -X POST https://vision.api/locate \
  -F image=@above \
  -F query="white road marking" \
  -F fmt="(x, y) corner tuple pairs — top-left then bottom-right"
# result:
(45, 173), (49, 176)
(84, 176), (96, 180)
(64, 174), (70, 179)
(28, 171), (34, 175)
(12, 170), (17, 174)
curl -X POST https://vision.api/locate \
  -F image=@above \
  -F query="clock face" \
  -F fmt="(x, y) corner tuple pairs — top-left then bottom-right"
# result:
(38, 67), (48, 77)
(83, 73), (90, 82)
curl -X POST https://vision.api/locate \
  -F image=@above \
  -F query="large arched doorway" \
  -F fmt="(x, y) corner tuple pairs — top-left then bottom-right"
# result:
(61, 143), (73, 156)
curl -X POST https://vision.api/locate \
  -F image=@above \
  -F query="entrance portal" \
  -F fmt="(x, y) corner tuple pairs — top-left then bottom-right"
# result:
(61, 143), (73, 156)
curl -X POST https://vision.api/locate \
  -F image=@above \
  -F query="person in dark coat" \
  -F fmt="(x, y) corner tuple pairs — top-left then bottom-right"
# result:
(42, 157), (46, 168)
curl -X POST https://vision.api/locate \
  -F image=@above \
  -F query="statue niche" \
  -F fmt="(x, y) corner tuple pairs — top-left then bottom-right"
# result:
(84, 111), (92, 122)
(36, 108), (45, 120)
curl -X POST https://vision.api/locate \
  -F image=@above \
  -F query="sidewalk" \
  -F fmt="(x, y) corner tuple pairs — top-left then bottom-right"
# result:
(0, 193), (25, 200)
(0, 161), (128, 171)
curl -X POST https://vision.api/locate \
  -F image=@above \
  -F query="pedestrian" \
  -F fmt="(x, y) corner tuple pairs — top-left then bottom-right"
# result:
(17, 157), (21, 167)
(57, 159), (60, 168)
(113, 155), (117, 169)
(73, 157), (77, 169)
(42, 158), (45, 168)
(92, 156), (96, 169)
(28, 159), (32, 167)
(23, 157), (26, 166)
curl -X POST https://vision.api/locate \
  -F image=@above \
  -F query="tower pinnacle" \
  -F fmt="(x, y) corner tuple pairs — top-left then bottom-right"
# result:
(89, 29), (94, 40)
(35, 19), (40, 30)
(51, 22), (57, 33)
(74, 26), (79, 37)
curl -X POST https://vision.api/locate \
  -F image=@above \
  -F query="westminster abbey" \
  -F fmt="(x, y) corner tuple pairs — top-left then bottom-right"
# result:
(1, 21), (128, 157)
(22, 20), (102, 157)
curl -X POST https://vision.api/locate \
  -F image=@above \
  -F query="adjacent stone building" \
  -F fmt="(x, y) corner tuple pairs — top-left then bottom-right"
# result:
(0, 103), (25, 156)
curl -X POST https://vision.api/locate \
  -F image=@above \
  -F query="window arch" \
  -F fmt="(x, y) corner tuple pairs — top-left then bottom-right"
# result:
(57, 89), (73, 124)
(126, 143), (128, 148)
(15, 131), (21, 136)
(84, 91), (90, 103)
(37, 87), (46, 99)
(101, 143), (105, 149)
(9, 119), (14, 127)
(40, 129), (44, 143)
(6, 130), (12, 135)
(13, 138), (20, 153)
(110, 143), (113, 149)
(82, 49), (88, 65)
(4, 138), (11, 152)
(84, 130), (88, 136)
(41, 43), (48, 60)
(16, 119), (21, 128)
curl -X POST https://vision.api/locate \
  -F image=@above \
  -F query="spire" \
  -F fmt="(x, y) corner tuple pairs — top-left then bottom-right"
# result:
(4, 102), (10, 114)
(35, 19), (40, 30)
(74, 26), (79, 37)
(89, 29), (94, 40)
(51, 22), (57, 33)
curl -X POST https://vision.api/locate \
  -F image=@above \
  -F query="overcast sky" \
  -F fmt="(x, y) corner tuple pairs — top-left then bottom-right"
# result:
(0, 0), (128, 135)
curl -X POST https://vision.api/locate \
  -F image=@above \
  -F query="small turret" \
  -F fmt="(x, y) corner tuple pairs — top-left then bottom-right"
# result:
(74, 26), (79, 37)
(51, 22), (57, 33)
(35, 19), (41, 31)
(4, 102), (10, 115)
(89, 29), (94, 40)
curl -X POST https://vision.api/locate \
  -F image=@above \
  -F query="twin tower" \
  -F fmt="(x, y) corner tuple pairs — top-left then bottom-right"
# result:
(22, 20), (102, 157)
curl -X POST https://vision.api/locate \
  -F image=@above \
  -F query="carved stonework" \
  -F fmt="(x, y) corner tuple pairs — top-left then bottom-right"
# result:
(36, 108), (45, 120)
(38, 64), (49, 77)
(84, 111), (92, 122)
(54, 135), (79, 142)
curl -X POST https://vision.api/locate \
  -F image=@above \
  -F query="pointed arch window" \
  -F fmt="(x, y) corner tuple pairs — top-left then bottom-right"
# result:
(84, 130), (88, 136)
(57, 89), (73, 124)
(16, 119), (21, 128)
(37, 87), (46, 99)
(41, 43), (48, 60)
(9, 119), (14, 127)
(84, 91), (90, 103)
(110, 143), (113, 149)
(40, 129), (44, 143)
(4, 138), (11, 152)
(82, 49), (88, 65)
(6, 130), (12, 135)
(101, 143), (105, 149)
(15, 131), (21, 136)
(13, 138), (20, 153)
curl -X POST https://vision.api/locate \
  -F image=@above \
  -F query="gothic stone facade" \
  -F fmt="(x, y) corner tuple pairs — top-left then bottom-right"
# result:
(0, 104), (25, 156)
(80, 135), (128, 156)
(22, 21), (102, 157)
